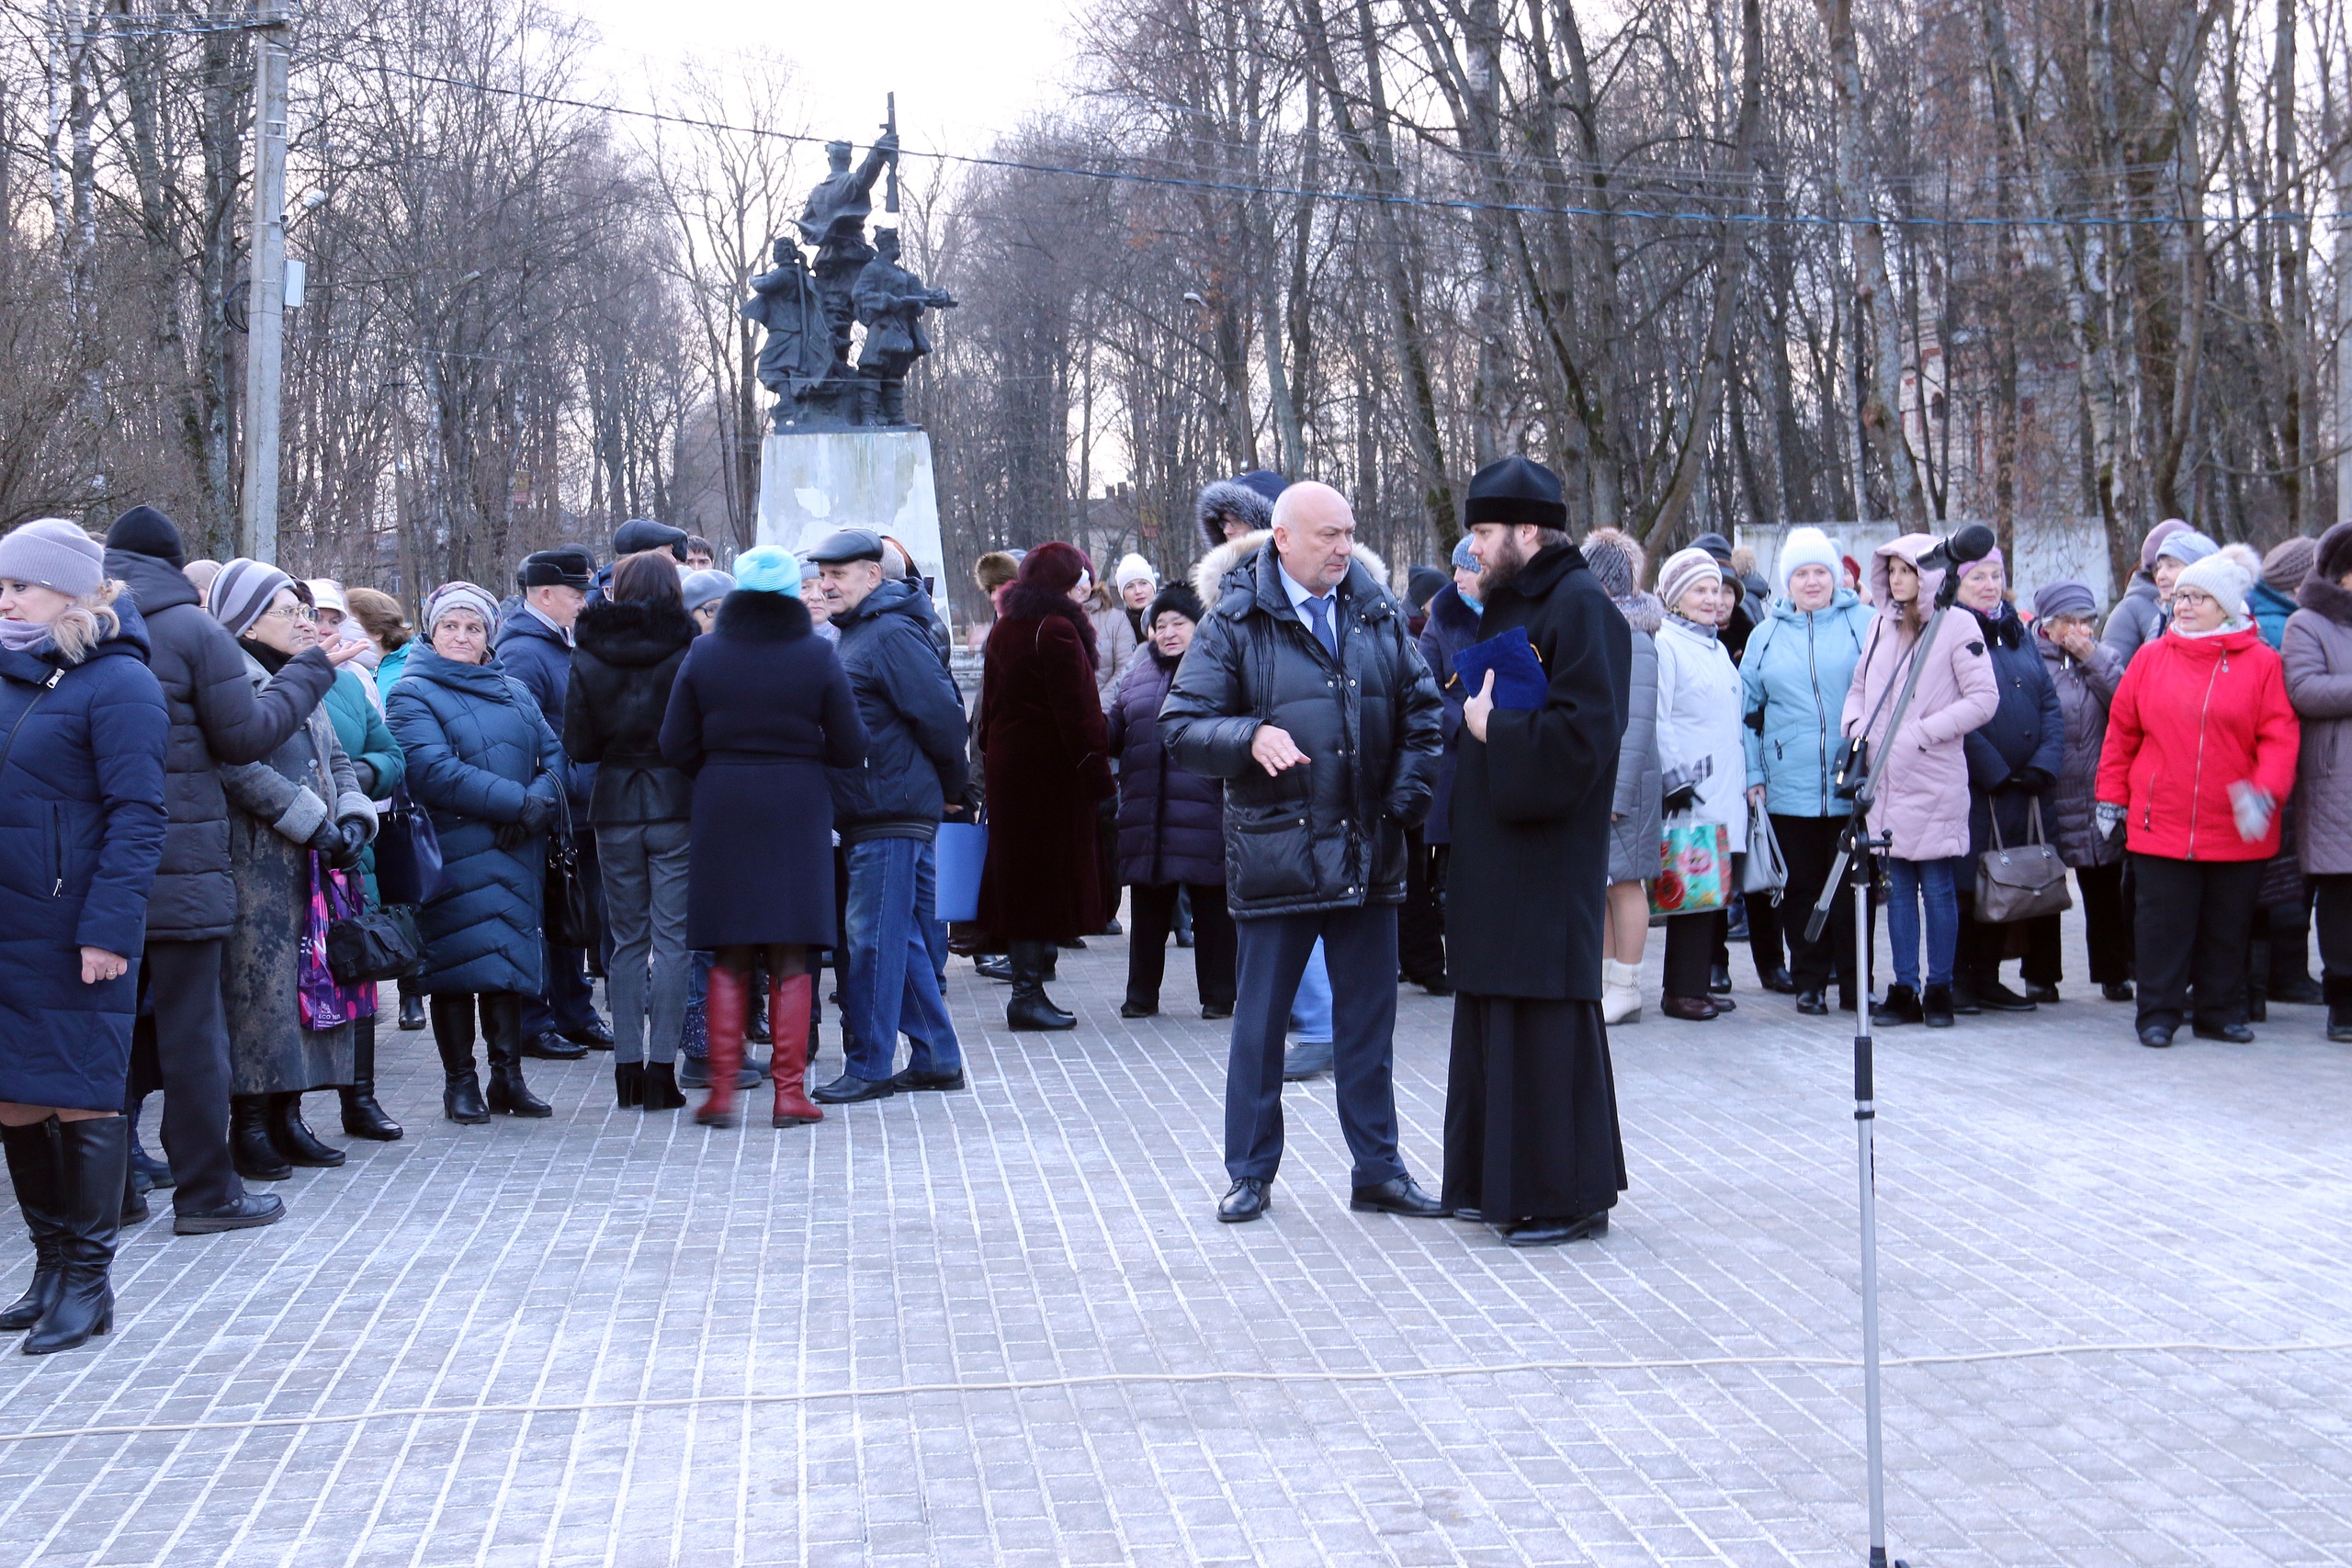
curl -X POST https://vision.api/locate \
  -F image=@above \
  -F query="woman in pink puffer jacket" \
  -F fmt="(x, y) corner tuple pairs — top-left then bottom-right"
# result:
(1840, 535), (2000, 1026)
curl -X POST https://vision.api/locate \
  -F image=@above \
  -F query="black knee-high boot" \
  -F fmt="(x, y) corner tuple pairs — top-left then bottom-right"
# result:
(1006, 941), (1075, 1031)
(433, 995), (489, 1124)
(0, 1120), (64, 1332)
(25, 1115), (130, 1355)
(340, 1013), (402, 1140)
(482, 993), (552, 1118)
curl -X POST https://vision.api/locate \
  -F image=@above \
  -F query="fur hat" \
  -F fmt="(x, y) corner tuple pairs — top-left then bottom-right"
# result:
(1581, 527), (1645, 602)
(1196, 478), (1277, 549)
(1145, 582), (1205, 628)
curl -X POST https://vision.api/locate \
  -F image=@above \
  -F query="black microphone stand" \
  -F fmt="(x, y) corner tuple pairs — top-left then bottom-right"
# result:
(1801, 556), (1967, 1568)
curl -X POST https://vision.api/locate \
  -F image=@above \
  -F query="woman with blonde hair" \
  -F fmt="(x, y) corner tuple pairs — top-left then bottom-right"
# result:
(0, 519), (168, 1352)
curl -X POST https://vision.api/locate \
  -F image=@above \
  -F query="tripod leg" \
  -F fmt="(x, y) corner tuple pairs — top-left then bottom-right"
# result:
(1854, 864), (1894, 1567)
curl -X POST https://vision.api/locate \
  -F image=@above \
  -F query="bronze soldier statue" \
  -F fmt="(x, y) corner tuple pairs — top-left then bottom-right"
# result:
(739, 241), (834, 429)
(853, 229), (956, 426)
(796, 133), (899, 378)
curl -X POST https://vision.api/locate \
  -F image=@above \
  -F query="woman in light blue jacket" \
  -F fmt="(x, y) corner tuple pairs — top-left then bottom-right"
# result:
(1738, 526), (1876, 1015)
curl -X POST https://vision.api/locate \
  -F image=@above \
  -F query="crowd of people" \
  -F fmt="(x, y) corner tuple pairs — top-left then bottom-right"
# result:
(3, 476), (2347, 1348)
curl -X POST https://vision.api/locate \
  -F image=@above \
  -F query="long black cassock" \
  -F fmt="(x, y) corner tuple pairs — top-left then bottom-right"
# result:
(1441, 541), (1632, 1223)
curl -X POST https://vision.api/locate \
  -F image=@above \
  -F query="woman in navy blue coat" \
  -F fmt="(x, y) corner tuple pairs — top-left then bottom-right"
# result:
(385, 582), (566, 1126)
(0, 519), (168, 1354)
(662, 548), (866, 1131)
(1105, 585), (1235, 1019)
(1953, 551), (2065, 1012)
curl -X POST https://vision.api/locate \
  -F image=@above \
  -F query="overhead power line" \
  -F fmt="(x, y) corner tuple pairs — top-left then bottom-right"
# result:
(302, 56), (2312, 234)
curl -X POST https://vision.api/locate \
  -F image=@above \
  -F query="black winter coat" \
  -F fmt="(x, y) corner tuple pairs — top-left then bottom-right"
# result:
(1962, 603), (2065, 860)
(563, 597), (695, 824)
(1160, 543), (1442, 918)
(494, 607), (590, 810)
(827, 579), (969, 841)
(0, 605), (168, 1111)
(105, 547), (334, 942)
(661, 591), (867, 947)
(1106, 650), (1224, 886)
(1443, 544), (1630, 1001)
(1414, 583), (1484, 847)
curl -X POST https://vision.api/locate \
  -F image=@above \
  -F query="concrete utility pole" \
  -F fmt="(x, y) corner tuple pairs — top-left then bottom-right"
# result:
(2338, 147), (2351, 528)
(239, 0), (289, 563)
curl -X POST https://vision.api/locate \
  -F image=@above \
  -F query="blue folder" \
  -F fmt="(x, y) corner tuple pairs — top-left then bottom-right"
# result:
(1453, 626), (1548, 711)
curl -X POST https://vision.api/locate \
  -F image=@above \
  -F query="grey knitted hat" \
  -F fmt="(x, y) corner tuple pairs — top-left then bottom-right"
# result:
(209, 557), (297, 638)
(0, 518), (106, 599)
(424, 581), (501, 634)
(681, 569), (735, 613)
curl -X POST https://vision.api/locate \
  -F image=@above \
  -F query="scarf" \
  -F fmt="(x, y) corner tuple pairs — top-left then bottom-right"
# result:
(1667, 612), (1719, 643)
(243, 638), (295, 673)
(0, 617), (53, 652)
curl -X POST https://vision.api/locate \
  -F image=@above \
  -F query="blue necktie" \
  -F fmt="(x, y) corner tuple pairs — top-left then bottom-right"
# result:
(1304, 594), (1337, 659)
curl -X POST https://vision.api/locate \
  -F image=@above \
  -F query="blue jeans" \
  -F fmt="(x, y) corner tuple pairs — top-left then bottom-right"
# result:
(844, 837), (960, 1082)
(1885, 857), (1962, 989)
(1290, 940), (1333, 1042)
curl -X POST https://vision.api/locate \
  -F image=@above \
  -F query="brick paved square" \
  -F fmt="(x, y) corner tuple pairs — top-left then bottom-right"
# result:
(0, 905), (2346, 1564)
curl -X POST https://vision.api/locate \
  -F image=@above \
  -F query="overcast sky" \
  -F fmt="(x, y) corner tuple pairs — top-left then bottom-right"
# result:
(564, 0), (1080, 152)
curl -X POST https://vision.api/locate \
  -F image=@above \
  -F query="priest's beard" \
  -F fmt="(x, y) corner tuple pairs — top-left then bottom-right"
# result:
(1477, 531), (1535, 600)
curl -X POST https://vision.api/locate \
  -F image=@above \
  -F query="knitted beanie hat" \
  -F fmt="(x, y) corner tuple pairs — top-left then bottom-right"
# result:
(0, 518), (106, 599)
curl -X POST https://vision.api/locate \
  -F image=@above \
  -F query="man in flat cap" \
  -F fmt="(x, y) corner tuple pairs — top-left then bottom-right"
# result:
(497, 546), (610, 1057)
(1442, 456), (1631, 1246)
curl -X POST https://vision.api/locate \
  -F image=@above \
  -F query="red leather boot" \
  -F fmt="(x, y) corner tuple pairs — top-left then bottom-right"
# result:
(697, 965), (747, 1128)
(769, 973), (822, 1128)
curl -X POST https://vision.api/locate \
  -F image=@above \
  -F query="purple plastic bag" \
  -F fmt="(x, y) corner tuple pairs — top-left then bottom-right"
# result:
(300, 855), (378, 1030)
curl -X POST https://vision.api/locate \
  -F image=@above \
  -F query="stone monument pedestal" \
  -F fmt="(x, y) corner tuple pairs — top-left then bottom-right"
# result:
(756, 428), (952, 636)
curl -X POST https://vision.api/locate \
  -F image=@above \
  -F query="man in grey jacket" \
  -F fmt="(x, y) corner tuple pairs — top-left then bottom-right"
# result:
(1161, 481), (1445, 1225)
(104, 506), (341, 1234)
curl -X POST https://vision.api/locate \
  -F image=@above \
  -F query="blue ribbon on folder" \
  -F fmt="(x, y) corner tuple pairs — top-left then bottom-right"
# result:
(1453, 626), (1547, 711)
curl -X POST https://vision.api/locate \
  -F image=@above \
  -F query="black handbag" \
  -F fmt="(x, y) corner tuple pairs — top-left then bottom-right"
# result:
(543, 791), (601, 952)
(323, 871), (423, 983)
(1974, 797), (2074, 923)
(373, 786), (444, 907)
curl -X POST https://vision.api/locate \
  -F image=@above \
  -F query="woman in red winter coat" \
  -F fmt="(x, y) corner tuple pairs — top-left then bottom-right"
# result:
(976, 542), (1115, 1030)
(2095, 554), (2300, 1047)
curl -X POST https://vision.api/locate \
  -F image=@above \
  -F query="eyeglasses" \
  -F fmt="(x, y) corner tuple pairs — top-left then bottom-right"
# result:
(257, 604), (316, 625)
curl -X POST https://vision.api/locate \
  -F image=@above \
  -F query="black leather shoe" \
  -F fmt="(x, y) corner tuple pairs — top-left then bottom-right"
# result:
(563, 1018), (616, 1051)
(1871, 985), (1923, 1026)
(1922, 984), (1956, 1028)
(172, 1193), (284, 1235)
(2193, 1022), (2256, 1043)
(522, 1032), (589, 1061)
(1216, 1178), (1271, 1224)
(338, 1085), (402, 1142)
(1978, 979), (2038, 1012)
(2103, 981), (2135, 1002)
(1505, 1212), (1610, 1247)
(266, 1094), (345, 1168)
(614, 1062), (645, 1109)
(974, 954), (1013, 982)
(1708, 964), (1734, 996)
(1950, 980), (1984, 1015)
(889, 1067), (966, 1092)
(811, 1073), (895, 1104)
(1451, 1207), (1483, 1224)
(1758, 966), (1797, 995)
(130, 1140), (174, 1190)
(1101, 918), (1123, 936)
(398, 994), (427, 1031)
(2139, 1024), (2176, 1047)
(1059, 937), (1088, 950)
(1795, 990), (1828, 1016)
(2025, 983), (2062, 1005)
(1119, 1000), (1158, 1019)
(1282, 1041), (1333, 1080)
(1349, 1175), (1445, 1217)
(2330, 1015), (2352, 1043)
(2270, 975), (2324, 1005)
(1202, 1002), (1234, 1021)
(486, 1066), (553, 1118)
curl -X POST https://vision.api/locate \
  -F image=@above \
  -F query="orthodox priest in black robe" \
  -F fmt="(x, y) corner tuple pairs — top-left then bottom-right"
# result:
(1442, 457), (1632, 1245)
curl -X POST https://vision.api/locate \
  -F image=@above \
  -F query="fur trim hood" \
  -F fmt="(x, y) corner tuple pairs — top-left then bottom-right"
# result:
(1195, 479), (1276, 550)
(1190, 529), (1391, 608)
(1612, 590), (1665, 637)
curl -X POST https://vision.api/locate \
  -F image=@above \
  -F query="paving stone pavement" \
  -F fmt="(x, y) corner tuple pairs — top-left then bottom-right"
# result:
(2, 905), (2349, 1567)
